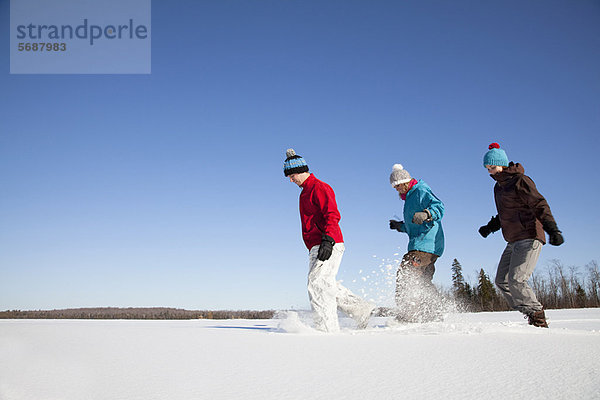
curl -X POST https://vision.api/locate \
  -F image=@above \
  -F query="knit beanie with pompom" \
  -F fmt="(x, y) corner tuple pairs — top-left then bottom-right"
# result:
(283, 148), (309, 176)
(389, 164), (412, 187)
(483, 143), (509, 167)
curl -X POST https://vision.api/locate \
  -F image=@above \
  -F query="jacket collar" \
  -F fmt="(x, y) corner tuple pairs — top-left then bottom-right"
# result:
(401, 179), (419, 200)
(491, 162), (524, 185)
(301, 173), (316, 189)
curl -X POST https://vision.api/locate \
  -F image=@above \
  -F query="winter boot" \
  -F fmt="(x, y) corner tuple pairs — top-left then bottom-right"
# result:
(527, 310), (549, 328)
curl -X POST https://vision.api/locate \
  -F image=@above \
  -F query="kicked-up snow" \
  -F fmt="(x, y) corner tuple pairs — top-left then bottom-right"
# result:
(1, 308), (599, 400)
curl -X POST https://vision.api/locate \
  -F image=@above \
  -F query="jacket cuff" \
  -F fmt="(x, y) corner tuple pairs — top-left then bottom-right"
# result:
(321, 234), (335, 244)
(542, 220), (560, 234)
(424, 209), (433, 222)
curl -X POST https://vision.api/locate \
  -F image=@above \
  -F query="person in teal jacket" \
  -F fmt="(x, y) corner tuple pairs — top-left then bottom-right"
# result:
(389, 163), (445, 322)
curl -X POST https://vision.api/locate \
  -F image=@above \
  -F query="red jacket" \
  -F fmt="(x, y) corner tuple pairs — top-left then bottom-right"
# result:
(299, 174), (344, 250)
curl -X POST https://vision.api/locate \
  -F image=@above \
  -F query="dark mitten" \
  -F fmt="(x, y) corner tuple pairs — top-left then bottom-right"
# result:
(478, 225), (491, 238)
(389, 220), (405, 232)
(479, 215), (501, 238)
(317, 234), (335, 261)
(549, 231), (564, 246)
(542, 220), (564, 246)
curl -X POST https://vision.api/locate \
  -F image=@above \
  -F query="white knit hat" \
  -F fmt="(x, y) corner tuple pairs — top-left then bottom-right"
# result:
(389, 164), (411, 186)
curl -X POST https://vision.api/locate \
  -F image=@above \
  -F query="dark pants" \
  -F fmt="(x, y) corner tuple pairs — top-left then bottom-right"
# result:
(395, 250), (440, 322)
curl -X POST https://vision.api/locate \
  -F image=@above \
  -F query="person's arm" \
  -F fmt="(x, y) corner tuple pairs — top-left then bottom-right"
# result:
(421, 189), (445, 222)
(313, 183), (342, 261)
(516, 176), (554, 223)
(313, 183), (341, 238)
(516, 176), (564, 245)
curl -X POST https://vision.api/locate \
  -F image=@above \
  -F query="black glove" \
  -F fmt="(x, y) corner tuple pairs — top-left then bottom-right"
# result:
(479, 215), (501, 238)
(412, 210), (430, 225)
(389, 220), (404, 232)
(478, 225), (491, 238)
(549, 231), (564, 246)
(542, 220), (564, 246)
(317, 234), (335, 261)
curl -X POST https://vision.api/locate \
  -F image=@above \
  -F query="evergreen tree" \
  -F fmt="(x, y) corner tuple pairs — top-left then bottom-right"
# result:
(477, 268), (497, 311)
(451, 259), (473, 309)
(451, 259), (466, 295)
(464, 282), (473, 300)
(575, 284), (587, 308)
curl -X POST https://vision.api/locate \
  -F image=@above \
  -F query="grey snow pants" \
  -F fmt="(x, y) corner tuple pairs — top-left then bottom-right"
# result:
(495, 239), (543, 315)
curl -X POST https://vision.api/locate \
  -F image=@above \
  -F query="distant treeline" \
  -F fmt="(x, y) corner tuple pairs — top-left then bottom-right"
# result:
(0, 307), (275, 320)
(4, 259), (597, 319)
(450, 259), (600, 312)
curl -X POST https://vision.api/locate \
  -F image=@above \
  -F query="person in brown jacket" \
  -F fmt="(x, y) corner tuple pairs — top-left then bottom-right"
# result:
(479, 143), (564, 328)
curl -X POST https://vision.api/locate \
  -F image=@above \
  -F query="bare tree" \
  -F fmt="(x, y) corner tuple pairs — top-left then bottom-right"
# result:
(587, 261), (600, 307)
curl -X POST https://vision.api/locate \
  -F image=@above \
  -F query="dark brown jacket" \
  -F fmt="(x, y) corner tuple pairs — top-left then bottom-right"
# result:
(492, 162), (556, 244)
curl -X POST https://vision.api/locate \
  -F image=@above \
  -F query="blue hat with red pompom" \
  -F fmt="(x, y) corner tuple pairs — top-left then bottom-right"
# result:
(483, 143), (509, 167)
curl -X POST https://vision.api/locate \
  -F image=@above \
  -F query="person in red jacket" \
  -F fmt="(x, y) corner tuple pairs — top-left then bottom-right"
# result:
(284, 149), (375, 332)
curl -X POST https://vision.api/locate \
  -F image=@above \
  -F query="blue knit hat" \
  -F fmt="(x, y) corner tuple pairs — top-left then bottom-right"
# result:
(483, 143), (509, 167)
(283, 148), (309, 176)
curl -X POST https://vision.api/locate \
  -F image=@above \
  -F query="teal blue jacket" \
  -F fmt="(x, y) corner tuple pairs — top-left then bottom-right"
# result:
(398, 180), (445, 256)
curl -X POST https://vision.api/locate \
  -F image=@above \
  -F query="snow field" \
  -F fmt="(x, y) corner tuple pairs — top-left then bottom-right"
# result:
(1, 308), (599, 400)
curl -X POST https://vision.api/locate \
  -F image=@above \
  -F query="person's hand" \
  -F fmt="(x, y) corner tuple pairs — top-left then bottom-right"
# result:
(549, 231), (564, 246)
(389, 220), (404, 232)
(317, 234), (335, 261)
(478, 225), (491, 238)
(479, 215), (500, 238)
(542, 220), (564, 246)
(412, 211), (429, 225)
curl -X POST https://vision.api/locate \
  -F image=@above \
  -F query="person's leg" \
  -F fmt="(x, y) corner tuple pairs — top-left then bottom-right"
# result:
(334, 244), (376, 328)
(307, 243), (343, 332)
(415, 256), (442, 322)
(395, 251), (438, 322)
(395, 252), (417, 315)
(495, 242), (517, 309)
(506, 239), (543, 315)
(415, 253), (437, 287)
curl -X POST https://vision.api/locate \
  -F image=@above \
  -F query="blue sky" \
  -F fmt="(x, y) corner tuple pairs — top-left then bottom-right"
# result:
(1, 0), (599, 310)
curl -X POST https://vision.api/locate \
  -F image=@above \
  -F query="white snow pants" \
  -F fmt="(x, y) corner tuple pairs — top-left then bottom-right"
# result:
(307, 243), (371, 332)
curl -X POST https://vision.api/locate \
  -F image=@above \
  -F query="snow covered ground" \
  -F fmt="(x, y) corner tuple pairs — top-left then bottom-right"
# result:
(1, 308), (599, 400)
